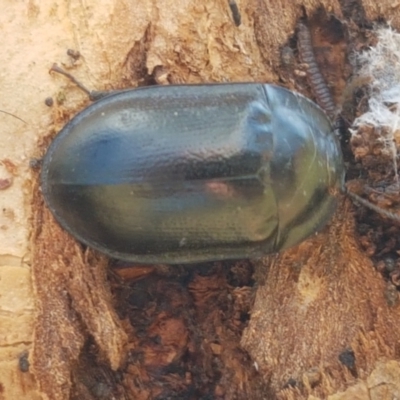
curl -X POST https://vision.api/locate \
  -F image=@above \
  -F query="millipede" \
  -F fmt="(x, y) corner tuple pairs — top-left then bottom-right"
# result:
(297, 21), (337, 120)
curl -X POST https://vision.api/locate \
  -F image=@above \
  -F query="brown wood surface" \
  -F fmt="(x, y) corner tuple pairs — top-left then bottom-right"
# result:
(2, 0), (400, 399)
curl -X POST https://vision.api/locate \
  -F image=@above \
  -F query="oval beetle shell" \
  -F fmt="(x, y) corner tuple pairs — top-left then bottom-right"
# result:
(41, 83), (345, 264)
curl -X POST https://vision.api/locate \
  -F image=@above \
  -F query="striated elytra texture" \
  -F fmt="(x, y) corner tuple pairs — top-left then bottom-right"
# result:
(41, 83), (344, 263)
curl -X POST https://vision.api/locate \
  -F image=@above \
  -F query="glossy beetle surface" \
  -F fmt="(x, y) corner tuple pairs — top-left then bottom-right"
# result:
(41, 83), (344, 264)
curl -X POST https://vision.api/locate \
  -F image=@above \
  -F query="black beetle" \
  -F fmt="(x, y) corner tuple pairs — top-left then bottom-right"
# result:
(41, 82), (344, 264)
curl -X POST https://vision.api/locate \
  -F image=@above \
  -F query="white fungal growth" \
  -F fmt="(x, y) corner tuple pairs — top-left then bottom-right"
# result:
(351, 26), (400, 184)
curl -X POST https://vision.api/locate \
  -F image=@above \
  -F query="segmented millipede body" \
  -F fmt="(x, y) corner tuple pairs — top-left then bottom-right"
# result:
(297, 22), (336, 119)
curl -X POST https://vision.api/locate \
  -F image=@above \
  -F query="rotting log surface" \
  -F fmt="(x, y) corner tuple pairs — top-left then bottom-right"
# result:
(242, 199), (400, 398)
(0, 0), (399, 399)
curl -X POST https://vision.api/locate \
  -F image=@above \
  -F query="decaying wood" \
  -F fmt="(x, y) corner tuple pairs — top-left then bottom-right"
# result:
(1, 0), (400, 398)
(242, 199), (400, 398)
(31, 1), (400, 399)
(31, 174), (127, 399)
(239, 3), (400, 398)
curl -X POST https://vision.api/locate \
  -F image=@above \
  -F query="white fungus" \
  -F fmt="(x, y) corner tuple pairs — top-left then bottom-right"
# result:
(351, 26), (400, 184)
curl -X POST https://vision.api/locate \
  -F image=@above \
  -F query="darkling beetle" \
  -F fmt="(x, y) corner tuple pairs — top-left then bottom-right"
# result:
(40, 22), (398, 264)
(41, 72), (344, 263)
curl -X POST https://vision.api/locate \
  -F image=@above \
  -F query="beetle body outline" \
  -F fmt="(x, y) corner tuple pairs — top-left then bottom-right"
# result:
(41, 83), (344, 264)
